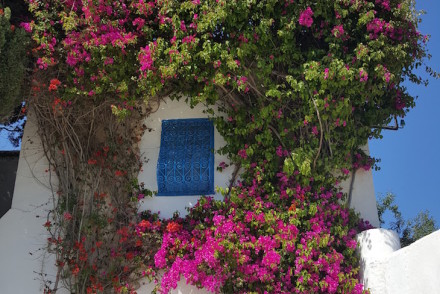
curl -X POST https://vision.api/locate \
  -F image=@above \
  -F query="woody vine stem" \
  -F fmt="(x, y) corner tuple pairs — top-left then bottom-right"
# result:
(17, 0), (434, 293)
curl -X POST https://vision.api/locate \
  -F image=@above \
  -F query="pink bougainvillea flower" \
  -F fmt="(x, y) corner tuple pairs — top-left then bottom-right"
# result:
(180, 21), (187, 32)
(332, 24), (344, 38)
(139, 45), (154, 71)
(238, 147), (248, 159)
(276, 146), (283, 157)
(395, 90), (405, 110)
(182, 35), (196, 44)
(359, 69), (368, 82)
(104, 57), (114, 65)
(324, 68), (329, 80)
(218, 161), (227, 169)
(299, 7), (314, 27)
(20, 21), (33, 32)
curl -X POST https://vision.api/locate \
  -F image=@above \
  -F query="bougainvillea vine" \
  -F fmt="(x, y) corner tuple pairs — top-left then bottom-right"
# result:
(22, 0), (431, 293)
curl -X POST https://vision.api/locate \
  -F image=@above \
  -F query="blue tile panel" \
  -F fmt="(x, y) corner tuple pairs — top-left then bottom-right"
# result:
(157, 118), (215, 196)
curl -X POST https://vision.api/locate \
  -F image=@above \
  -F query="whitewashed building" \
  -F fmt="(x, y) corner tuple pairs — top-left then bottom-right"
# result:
(0, 100), (438, 294)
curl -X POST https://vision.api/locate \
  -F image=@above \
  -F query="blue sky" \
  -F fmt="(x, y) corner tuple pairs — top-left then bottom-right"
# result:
(0, 128), (20, 150)
(370, 0), (440, 226)
(1, 1), (439, 226)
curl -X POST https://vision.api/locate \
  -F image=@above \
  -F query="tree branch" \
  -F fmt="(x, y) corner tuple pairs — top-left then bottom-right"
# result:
(0, 125), (18, 132)
(226, 163), (241, 200)
(312, 97), (323, 169)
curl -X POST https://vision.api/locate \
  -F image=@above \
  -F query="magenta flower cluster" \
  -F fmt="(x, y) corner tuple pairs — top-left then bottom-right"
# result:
(366, 18), (404, 41)
(145, 165), (369, 293)
(298, 7), (314, 28)
(24, 0), (425, 292)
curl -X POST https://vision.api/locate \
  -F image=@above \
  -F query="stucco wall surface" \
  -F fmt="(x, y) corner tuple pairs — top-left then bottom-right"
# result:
(0, 113), (61, 294)
(338, 144), (380, 228)
(384, 229), (440, 294)
(357, 228), (440, 294)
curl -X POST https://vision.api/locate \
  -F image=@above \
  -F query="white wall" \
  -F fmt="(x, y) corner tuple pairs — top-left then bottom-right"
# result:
(357, 228), (440, 294)
(138, 98), (233, 219)
(339, 144), (380, 228)
(0, 112), (63, 294)
(384, 230), (440, 294)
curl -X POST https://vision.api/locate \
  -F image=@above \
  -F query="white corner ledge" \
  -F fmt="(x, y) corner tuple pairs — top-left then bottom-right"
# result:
(357, 228), (440, 294)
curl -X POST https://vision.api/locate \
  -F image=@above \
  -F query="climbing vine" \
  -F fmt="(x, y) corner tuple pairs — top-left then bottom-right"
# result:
(21, 0), (430, 293)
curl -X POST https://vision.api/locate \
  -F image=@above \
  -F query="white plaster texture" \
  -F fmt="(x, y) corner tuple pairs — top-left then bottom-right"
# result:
(383, 229), (440, 294)
(138, 98), (233, 219)
(339, 144), (380, 228)
(356, 228), (401, 293)
(0, 113), (62, 294)
(357, 228), (440, 294)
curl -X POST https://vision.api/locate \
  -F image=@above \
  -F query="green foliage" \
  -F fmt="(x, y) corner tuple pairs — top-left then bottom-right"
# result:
(0, 5), (30, 123)
(377, 193), (438, 247)
(25, 0), (433, 292)
(406, 210), (438, 244)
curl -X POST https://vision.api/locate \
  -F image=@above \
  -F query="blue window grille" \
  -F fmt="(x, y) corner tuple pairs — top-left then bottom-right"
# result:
(156, 118), (215, 196)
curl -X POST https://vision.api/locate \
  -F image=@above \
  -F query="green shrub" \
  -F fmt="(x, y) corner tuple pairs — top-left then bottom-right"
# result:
(0, 5), (30, 123)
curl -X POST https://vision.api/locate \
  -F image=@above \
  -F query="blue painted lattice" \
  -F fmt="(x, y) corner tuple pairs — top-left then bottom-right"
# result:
(157, 118), (215, 196)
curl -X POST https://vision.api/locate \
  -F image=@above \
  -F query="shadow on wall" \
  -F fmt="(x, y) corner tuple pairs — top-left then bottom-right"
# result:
(0, 151), (20, 218)
(357, 228), (440, 294)
(357, 228), (401, 260)
(356, 228), (401, 293)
